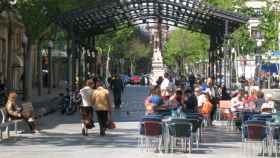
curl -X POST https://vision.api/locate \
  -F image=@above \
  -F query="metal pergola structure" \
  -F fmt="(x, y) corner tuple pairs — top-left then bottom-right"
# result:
(53, 0), (249, 88)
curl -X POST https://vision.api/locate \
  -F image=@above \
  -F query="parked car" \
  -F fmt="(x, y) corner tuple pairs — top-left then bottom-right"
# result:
(120, 74), (130, 85)
(130, 75), (141, 85)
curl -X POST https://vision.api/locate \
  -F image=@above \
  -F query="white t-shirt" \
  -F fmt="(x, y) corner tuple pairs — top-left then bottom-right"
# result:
(160, 78), (170, 90)
(80, 86), (93, 107)
(261, 101), (275, 111)
(230, 96), (244, 112)
(197, 94), (206, 107)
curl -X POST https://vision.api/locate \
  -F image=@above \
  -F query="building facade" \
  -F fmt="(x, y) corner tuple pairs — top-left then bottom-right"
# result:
(0, 11), (25, 91)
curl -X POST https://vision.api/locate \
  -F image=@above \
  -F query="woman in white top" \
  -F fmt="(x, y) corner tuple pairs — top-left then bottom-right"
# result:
(80, 79), (94, 136)
(261, 94), (276, 113)
(194, 87), (206, 108)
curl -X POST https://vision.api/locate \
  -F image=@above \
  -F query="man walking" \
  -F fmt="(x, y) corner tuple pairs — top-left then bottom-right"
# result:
(110, 74), (124, 109)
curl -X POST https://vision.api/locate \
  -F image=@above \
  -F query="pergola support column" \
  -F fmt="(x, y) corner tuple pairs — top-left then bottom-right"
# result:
(66, 36), (72, 91)
(72, 35), (78, 90)
(224, 20), (231, 89)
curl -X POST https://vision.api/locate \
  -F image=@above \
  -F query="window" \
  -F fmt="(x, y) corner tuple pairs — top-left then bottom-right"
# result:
(251, 26), (258, 39)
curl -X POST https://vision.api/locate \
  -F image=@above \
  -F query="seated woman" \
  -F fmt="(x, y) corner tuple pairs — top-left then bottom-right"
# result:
(5, 91), (39, 133)
(169, 88), (183, 110)
(182, 88), (198, 113)
(144, 86), (164, 114)
(200, 94), (213, 123)
(261, 94), (276, 114)
(242, 91), (256, 110)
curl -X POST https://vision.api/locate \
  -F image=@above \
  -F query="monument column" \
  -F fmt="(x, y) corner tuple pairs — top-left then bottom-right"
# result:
(148, 21), (166, 85)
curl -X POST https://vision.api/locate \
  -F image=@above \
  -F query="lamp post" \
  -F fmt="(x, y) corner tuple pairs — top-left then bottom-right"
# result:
(255, 31), (262, 88)
(47, 40), (53, 94)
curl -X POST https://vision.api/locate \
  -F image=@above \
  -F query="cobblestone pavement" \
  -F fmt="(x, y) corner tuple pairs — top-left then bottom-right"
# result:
(0, 86), (248, 158)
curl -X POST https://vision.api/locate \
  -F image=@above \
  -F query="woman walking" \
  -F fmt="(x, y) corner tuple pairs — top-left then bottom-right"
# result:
(92, 80), (112, 136)
(80, 80), (94, 136)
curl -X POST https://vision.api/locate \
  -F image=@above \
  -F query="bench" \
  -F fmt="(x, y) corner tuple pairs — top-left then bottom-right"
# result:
(0, 108), (23, 140)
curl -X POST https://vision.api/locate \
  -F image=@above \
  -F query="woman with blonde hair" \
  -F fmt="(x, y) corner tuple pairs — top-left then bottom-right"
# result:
(5, 91), (38, 133)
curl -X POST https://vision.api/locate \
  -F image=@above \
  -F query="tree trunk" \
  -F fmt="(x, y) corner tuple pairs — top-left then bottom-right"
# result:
(84, 50), (88, 79)
(78, 49), (82, 88)
(67, 39), (72, 90)
(130, 58), (134, 76)
(37, 41), (43, 96)
(7, 11), (13, 91)
(23, 42), (32, 102)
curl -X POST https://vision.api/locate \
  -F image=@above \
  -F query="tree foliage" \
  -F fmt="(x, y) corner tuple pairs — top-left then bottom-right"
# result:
(164, 29), (209, 70)
(207, 0), (233, 10)
(232, 25), (257, 55)
(259, 4), (280, 51)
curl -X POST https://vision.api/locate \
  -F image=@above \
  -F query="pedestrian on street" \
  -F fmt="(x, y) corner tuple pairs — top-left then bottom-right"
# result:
(188, 73), (196, 91)
(160, 73), (171, 100)
(110, 74), (124, 109)
(92, 80), (112, 136)
(80, 79), (94, 136)
(5, 91), (39, 133)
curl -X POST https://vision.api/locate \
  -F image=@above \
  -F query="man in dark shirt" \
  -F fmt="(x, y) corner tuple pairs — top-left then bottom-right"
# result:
(189, 73), (196, 91)
(183, 88), (198, 113)
(110, 74), (124, 109)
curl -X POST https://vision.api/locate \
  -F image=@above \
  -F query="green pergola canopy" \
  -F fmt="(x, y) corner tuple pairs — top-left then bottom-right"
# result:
(54, 0), (249, 38)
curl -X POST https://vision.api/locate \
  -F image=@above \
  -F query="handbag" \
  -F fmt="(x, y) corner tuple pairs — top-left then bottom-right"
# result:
(107, 121), (116, 129)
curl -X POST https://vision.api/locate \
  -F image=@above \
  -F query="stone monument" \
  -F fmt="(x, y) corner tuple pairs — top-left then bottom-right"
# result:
(150, 48), (165, 85)
(147, 22), (167, 85)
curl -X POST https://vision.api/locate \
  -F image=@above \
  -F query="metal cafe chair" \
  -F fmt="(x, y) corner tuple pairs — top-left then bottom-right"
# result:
(185, 118), (202, 149)
(138, 117), (163, 153)
(167, 118), (193, 154)
(242, 120), (268, 157)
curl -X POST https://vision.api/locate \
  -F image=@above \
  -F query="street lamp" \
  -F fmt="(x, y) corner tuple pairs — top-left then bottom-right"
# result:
(47, 40), (53, 94)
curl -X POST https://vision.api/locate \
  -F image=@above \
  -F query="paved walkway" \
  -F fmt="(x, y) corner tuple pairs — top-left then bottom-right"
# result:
(0, 86), (246, 158)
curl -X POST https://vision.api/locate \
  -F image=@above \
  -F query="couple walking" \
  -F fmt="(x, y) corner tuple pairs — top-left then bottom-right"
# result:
(80, 79), (113, 136)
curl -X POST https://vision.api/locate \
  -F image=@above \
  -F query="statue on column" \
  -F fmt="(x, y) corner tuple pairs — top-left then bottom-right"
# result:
(149, 22), (166, 85)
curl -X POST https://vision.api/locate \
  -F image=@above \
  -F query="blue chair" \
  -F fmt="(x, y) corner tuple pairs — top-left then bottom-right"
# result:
(252, 114), (273, 122)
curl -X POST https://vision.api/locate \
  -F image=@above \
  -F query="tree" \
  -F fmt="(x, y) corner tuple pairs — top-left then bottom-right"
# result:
(164, 29), (209, 76)
(207, 0), (233, 10)
(15, 0), (55, 100)
(95, 26), (152, 76)
(232, 25), (257, 55)
(259, 4), (280, 52)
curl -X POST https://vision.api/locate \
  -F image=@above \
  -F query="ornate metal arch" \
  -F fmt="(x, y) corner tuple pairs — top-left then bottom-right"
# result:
(54, 0), (248, 37)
